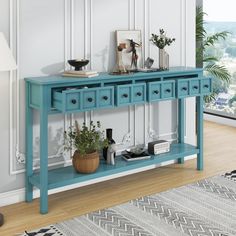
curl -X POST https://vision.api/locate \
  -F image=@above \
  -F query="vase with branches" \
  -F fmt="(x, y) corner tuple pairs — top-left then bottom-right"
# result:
(150, 29), (175, 70)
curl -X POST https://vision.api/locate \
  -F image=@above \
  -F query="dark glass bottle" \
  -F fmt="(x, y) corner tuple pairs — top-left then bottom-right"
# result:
(103, 128), (116, 160)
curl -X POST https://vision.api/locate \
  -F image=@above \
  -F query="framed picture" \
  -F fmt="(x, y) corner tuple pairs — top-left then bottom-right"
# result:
(116, 30), (142, 71)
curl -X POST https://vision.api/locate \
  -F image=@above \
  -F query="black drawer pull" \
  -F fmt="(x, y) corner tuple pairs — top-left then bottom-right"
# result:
(87, 97), (93, 102)
(153, 90), (159, 94)
(181, 87), (187, 91)
(136, 92), (142, 96)
(193, 86), (198, 90)
(123, 94), (128, 98)
(103, 96), (108, 100)
(71, 99), (77, 104)
(165, 89), (171, 93)
(204, 84), (209, 88)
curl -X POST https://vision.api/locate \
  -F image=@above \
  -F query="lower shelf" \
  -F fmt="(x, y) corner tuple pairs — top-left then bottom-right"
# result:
(29, 143), (199, 190)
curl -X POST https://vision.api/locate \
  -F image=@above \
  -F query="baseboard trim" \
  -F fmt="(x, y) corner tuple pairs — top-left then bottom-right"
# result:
(204, 113), (236, 127)
(0, 155), (196, 207)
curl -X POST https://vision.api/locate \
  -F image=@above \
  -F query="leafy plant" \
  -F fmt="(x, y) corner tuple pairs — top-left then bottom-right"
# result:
(64, 120), (108, 156)
(229, 94), (236, 106)
(150, 29), (175, 49)
(196, 6), (231, 102)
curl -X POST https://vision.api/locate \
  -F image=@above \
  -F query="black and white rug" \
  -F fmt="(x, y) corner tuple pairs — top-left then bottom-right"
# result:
(22, 170), (236, 236)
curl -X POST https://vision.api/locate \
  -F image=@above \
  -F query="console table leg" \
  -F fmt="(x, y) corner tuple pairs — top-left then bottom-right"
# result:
(197, 96), (203, 170)
(25, 83), (33, 202)
(39, 90), (49, 214)
(178, 99), (185, 164)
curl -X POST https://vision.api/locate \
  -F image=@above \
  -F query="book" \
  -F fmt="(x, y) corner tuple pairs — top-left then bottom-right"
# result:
(122, 152), (151, 162)
(62, 72), (99, 78)
(138, 68), (163, 73)
(64, 70), (98, 75)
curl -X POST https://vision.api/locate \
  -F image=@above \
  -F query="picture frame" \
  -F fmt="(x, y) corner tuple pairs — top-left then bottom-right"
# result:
(115, 30), (143, 71)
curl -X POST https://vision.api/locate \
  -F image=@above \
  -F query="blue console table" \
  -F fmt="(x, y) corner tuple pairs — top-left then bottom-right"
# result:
(25, 67), (212, 214)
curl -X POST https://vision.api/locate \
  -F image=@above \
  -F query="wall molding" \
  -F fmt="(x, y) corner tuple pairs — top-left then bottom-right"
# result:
(180, 0), (187, 67)
(9, 0), (23, 175)
(89, 0), (93, 70)
(10, 0), (73, 175)
(180, 0), (188, 139)
(8, 0), (194, 175)
(9, 0), (14, 175)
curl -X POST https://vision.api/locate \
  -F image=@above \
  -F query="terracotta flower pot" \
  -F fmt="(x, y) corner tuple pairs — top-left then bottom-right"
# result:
(72, 151), (99, 174)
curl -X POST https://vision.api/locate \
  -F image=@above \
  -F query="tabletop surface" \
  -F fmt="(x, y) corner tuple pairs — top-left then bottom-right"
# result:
(24, 67), (203, 85)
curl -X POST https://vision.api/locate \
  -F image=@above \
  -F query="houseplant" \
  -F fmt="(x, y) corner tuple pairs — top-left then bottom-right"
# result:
(64, 120), (108, 173)
(196, 6), (231, 103)
(150, 29), (175, 70)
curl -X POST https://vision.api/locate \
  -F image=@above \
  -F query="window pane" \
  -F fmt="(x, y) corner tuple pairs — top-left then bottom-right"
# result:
(203, 0), (236, 119)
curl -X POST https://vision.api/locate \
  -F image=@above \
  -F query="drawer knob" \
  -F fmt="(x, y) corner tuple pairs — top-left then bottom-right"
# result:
(204, 84), (209, 88)
(181, 87), (187, 91)
(123, 94), (128, 98)
(153, 90), (159, 94)
(103, 96), (108, 100)
(87, 97), (93, 102)
(165, 89), (171, 93)
(71, 99), (77, 104)
(193, 85), (198, 90)
(136, 92), (142, 96)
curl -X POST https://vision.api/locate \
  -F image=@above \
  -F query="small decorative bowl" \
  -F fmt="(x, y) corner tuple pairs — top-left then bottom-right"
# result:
(68, 59), (89, 71)
(126, 145), (145, 156)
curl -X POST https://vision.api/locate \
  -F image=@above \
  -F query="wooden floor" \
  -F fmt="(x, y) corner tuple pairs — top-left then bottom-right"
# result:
(1, 121), (236, 236)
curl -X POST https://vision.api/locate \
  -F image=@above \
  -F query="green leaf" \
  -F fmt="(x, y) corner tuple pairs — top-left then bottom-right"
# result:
(196, 6), (231, 102)
(204, 64), (231, 83)
(203, 56), (218, 63)
(204, 31), (230, 47)
(204, 92), (217, 103)
(64, 120), (108, 156)
(196, 6), (207, 42)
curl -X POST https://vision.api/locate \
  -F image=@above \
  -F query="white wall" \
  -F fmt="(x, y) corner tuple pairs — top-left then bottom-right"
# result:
(0, 0), (196, 201)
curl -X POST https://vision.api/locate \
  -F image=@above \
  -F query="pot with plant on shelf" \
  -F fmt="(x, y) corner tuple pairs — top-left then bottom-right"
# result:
(64, 120), (108, 174)
(150, 29), (175, 70)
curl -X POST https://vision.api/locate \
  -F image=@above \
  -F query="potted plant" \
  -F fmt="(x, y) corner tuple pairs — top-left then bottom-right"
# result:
(150, 29), (175, 70)
(64, 120), (108, 174)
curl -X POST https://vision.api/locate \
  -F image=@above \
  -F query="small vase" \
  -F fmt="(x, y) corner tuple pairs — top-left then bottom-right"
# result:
(72, 151), (99, 174)
(159, 48), (169, 70)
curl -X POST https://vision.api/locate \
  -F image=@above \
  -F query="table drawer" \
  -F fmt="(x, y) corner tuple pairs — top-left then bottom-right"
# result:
(177, 79), (190, 97)
(177, 78), (203, 98)
(177, 77), (212, 98)
(161, 81), (175, 99)
(201, 77), (212, 94)
(148, 80), (175, 102)
(190, 79), (200, 95)
(148, 82), (161, 101)
(132, 83), (146, 104)
(116, 83), (146, 106)
(98, 87), (114, 108)
(53, 89), (81, 112)
(53, 86), (114, 112)
(82, 89), (97, 110)
(116, 85), (132, 106)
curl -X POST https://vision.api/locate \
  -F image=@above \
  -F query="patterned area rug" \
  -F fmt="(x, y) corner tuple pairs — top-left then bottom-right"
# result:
(22, 170), (236, 236)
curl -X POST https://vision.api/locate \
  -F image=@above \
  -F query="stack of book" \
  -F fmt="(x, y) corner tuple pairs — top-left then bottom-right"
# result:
(62, 70), (99, 78)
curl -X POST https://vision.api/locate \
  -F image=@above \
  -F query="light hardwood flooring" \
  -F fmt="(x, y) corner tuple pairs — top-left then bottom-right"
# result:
(1, 121), (236, 235)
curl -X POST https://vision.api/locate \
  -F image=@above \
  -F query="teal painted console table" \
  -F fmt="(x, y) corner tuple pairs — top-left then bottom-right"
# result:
(25, 67), (211, 214)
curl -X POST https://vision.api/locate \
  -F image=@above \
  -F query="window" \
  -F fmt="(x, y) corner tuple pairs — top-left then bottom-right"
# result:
(203, 0), (236, 119)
